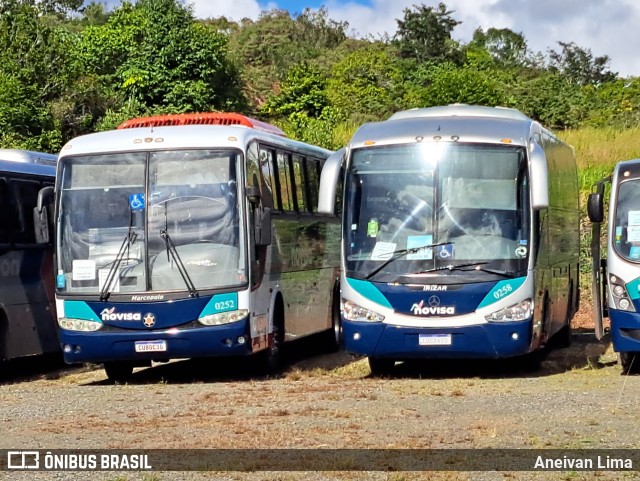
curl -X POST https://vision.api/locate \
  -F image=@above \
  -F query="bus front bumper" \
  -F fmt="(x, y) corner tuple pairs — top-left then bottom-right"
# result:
(610, 309), (640, 353)
(342, 318), (533, 359)
(59, 320), (252, 364)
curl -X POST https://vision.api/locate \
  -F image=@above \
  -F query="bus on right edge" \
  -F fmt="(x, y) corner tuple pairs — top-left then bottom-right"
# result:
(318, 104), (580, 375)
(588, 159), (640, 373)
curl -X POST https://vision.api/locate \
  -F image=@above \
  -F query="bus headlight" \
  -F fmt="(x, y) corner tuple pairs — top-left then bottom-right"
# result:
(485, 298), (533, 322)
(199, 309), (249, 326)
(610, 274), (636, 312)
(342, 299), (385, 322)
(58, 318), (103, 332)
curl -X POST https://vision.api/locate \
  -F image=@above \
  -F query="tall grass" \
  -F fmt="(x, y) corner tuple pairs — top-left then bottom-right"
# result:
(559, 126), (640, 192)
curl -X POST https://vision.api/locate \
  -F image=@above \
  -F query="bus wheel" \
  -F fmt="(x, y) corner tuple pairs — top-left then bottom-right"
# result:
(104, 362), (134, 383)
(556, 282), (574, 348)
(368, 357), (395, 377)
(265, 302), (285, 375)
(325, 292), (342, 352)
(620, 352), (640, 374)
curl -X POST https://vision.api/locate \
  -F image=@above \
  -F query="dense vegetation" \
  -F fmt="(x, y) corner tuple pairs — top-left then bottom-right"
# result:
(3, 0), (640, 158)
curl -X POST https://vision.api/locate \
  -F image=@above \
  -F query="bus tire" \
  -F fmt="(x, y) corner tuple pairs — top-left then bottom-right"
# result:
(368, 357), (395, 377)
(556, 282), (573, 348)
(104, 362), (134, 383)
(325, 287), (342, 352)
(264, 298), (285, 375)
(0, 311), (7, 363)
(620, 352), (640, 374)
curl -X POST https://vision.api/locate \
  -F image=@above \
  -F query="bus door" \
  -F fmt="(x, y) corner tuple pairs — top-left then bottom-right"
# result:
(587, 177), (610, 340)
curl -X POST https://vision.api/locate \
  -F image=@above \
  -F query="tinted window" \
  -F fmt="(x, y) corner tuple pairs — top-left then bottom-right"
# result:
(276, 152), (294, 211)
(292, 155), (307, 212)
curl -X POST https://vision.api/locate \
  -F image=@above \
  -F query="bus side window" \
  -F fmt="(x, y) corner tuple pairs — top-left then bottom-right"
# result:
(259, 147), (277, 209)
(292, 154), (307, 212)
(276, 151), (294, 212)
(0, 178), (19, 243)
(305, 158), (320, 213)
(13, 179), (43, 244)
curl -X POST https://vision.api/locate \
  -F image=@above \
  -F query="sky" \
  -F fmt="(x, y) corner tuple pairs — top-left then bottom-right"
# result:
(102, 0), (640, 77)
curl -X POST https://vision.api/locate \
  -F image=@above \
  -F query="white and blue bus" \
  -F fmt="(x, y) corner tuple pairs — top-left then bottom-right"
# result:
(47, 113), (341, 381)
(588, 159), (640, 373)
(318, 105), (580, 374)
(0, 149), (59, 370)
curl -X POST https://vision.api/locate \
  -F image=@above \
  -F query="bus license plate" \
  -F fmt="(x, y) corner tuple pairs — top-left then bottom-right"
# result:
(419, 334), (451, 346)
(135, 340), (167, 352)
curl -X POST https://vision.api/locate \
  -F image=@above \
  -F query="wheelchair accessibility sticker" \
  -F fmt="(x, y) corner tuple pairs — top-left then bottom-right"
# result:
(437, 244), (453, 259)
(129, 194), (145, 211)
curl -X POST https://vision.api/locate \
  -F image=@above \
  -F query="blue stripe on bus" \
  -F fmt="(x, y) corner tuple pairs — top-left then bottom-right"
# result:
(345, 277), (393, 309)
(477, 277), (526, 309)
(199, 292), (239, 317)
(64, 300), (102, 322)
(625, 277), (640, 301)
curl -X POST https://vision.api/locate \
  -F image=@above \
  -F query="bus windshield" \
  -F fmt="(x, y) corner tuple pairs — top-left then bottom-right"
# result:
(57, 149), (246, 295)
(344, 142), (529, 282)
(613, 178), (640, 262)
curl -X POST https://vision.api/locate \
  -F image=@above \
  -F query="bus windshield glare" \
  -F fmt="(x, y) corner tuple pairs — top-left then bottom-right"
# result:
(57, 149), (246, 295)
(344, 142), (529, 282)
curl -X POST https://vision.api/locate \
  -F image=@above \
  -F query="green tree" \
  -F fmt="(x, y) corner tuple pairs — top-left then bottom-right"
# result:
(230, 7), (347, 102)
(548, 41), (617, 86)
(78, 0), (245, 127)
(262, 63), (329, 118)
(393, 3), (462, 64)
(410, 64), (507, 108)
(469, 27), (528, 68)
(328, 44), (404, 121)
(0, 0), (81, 150)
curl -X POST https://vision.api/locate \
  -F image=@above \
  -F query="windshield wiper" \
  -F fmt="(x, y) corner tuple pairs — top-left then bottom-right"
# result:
(364, 241), (453, 281)
(161, 202), (198, 297)
(99, 230), (138, 301)
(414, 262), (515, 278)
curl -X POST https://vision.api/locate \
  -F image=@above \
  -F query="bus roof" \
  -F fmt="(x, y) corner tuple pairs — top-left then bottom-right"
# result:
(118, 112), (286, 137)
(350, 105), (538, 149)
(60, 124), (331, 160)
(0, 149), (57, 178)
(0, 149), (57, 165)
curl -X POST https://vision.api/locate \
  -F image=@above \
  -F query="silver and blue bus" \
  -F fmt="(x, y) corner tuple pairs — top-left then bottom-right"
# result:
(0, 149), (58, 370)
(47, 113), (341, 381)
(318, 105), (580, 374)
(588, 159), (640, 373)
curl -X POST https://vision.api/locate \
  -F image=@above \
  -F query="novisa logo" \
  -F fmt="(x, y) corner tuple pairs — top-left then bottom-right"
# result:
(410, 300), (455, 316)
(100, 307), (142, 321)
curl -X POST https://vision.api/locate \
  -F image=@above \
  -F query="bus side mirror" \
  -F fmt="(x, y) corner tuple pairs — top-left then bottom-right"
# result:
(318, 148), (345, 215)
(246, 186), (261, 205)
(587, 192), (604, 223)
(255, 207), (272, 246)
(34, 186), (54, 244)
(529, 142), (549, 210)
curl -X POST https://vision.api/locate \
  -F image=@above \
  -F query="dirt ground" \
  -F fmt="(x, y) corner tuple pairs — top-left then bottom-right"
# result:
(2, 305), (640, 481)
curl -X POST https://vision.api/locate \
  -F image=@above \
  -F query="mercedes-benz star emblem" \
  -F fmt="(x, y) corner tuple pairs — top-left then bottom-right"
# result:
(143, 313), (156, 327)
(428, 296), (440, 307)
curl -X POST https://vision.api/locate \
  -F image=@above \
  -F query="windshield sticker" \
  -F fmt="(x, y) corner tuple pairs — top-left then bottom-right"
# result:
(436, 244), (454, 260)
(367, 218), (379, 238)
(371, 241), (396, 260)
(515, 246), (528, 258)
(629, 210), (640, 226)
(518, 239), (528, 245)
(616, 226), (623, 243)
(98, 268), (120, 293)
(631, 246), (640, 259)
(129, 193), (145, 211)
(628, 226), (640, 243)
(72, 259), (96, 281)
(407, 235), (433, 260)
